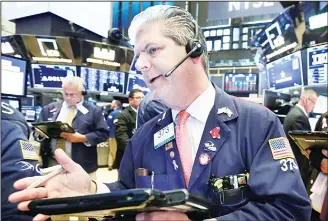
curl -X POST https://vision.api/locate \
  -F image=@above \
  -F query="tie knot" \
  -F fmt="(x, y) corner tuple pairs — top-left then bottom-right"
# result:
(178, 111), (190, 125)
(69, 105), (76, 110)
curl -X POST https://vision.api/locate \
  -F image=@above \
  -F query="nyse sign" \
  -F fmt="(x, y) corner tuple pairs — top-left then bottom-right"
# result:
(228, 2), (275, 12)
(208, 2), (284, 21)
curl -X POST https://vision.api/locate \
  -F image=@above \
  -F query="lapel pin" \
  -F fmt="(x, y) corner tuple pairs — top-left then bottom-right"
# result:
(204, 141), (217, 152)
(172, 160), (178, 170)
(210, 127), (221, 139)
(199, 153), (211, 165)
(170, 151), (175, 158)
(217, 107), (233, 118)
(165, 142), (173, 151)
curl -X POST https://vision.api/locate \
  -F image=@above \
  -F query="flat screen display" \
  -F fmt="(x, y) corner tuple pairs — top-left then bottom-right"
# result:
(1, 55), (27, 96)
(307, 44), (327, 85)
(266, 50), (303, 90)
(256, 6), (299, 63)
(21, 95), (36, 122)
(31, 64), (77, 89)
(263, 89), (291, 114)
(126, 74), (149, 95)
(224, 72), (258, 93)
(80, 67), (125, 93)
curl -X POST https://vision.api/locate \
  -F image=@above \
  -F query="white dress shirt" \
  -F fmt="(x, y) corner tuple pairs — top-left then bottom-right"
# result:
(97, 82), (216, 193)
(50, 100), (86, 158)
(171, 82), (215, 163)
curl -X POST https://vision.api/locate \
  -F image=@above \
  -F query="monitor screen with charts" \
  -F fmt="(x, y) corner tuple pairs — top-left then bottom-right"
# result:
(1, 55), (27, 96)
(266, 50), (303, 90)
(32, 64), (77, 89)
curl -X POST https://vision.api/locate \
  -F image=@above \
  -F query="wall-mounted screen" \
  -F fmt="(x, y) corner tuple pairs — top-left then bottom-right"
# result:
(31, 64), (77, 89)
(126, 74), (149, 95)
(266, 50), (303, 90)
(307, 44), (327, 85)
(80, 67), (125, 93)
(1, 55), (27, 96)
(224, 72), (258, 93)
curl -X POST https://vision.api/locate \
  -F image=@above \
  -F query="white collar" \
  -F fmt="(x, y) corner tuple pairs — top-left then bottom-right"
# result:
(296, 104), (308, 117)
(63, 100), (84, 112)
(130, 105), (137, 113)
(172, 82), (215, 124)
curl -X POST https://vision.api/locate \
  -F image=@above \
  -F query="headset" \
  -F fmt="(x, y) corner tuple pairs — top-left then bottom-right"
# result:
(163, 6), (205, 78)
(82, 84), (87, 96)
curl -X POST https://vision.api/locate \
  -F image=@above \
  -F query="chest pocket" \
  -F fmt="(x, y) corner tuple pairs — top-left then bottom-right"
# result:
(135, 174), (178, 191)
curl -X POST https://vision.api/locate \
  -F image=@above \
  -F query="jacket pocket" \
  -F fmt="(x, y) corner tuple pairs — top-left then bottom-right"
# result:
(135, 174), (173, 191)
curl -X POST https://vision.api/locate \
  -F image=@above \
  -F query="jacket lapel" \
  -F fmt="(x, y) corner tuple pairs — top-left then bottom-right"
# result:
(188, 84), (238, 190)
(51, 101), (63, 121)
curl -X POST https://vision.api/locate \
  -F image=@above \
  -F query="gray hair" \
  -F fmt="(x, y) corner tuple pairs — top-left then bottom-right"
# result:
(62, 76), (85, 92)
(128, 5), (209, 74)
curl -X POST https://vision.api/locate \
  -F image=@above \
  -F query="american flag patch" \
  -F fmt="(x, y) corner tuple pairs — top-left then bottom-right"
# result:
(19, 140), (39, 161)
(268, 137), (295, 160)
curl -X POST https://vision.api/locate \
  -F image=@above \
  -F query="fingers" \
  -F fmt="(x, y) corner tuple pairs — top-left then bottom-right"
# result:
(55, 149), (84, 174)
(136, 213), (146, 221)
(13, 176), (42, 190)
(9, 187), (48, 203)
(33, 213), (50, 221)
(322, 149), (328, 157)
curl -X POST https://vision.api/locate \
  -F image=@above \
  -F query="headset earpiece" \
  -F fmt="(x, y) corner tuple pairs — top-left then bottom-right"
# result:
(82, 84), (87, 96)
(186, 39), (204, 58)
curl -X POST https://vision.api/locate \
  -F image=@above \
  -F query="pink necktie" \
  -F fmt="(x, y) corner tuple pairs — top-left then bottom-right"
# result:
(176, 111), (193, 187)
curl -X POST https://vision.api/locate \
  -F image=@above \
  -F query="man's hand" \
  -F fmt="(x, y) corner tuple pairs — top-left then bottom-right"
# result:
(8, 149), (94, 221)
(60, 132), (87, 143)
(136, 211), (190, 221)
(321, 149), (328, 174)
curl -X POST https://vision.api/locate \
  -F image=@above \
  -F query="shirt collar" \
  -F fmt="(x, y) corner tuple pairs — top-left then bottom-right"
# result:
(172, 82), (215, 124)
(63, 100), (84, 111)
(296, 104), (308, 117)
(130, 105), (137, 113)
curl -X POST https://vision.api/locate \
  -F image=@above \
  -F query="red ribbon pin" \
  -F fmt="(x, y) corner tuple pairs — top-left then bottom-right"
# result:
(210, 127), (221, 139)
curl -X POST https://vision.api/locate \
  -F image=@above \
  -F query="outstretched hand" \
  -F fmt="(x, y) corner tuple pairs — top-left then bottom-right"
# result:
(8, 149), (93, 221)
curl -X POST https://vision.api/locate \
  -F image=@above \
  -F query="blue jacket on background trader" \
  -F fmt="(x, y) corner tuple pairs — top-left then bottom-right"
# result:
(1, 102), (44, 221)
(107, 106), (122, 138)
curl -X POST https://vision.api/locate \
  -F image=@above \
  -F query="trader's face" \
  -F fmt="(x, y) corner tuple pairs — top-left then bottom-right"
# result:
(62, 84), (83, 106)
(305, 94), (318, 113)
(129, 91), (144, 109)
(134, 22), (193, 106)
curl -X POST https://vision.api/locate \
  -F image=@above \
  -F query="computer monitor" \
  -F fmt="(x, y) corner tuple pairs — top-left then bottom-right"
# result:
(126, 74), (149, 95)
(224, 72), (258, 93)
(1, 97), (21, 111)
(1, 55), (28, 97)
(266, 50), (303, 90)
(256, 6), (299, 63)
(80, 67), (125, 93)
(263, 90), (291, 115)
(21, 95), (36, 122)
(307, 44), (327, 85)
(31, 64), (77, 89)
(312, 95), (328, 114)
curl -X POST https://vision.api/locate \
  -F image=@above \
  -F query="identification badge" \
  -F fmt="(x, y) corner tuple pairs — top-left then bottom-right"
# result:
(154, 123), (175, 149)
(79, 106), (89, 115)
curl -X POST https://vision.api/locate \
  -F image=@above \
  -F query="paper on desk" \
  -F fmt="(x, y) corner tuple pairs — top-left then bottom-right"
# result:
(310, 172), (328, 213)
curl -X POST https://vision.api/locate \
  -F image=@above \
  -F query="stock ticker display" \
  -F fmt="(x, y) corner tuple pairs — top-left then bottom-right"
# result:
(31, 64), (77, 89)
(307, 44), (327, 85)
(266, 50), (303, 90)
(224, 73), (258, 93)
(80, 67), (125, 93)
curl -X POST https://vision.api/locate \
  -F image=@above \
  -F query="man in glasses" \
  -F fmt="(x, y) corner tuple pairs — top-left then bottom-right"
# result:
(283, 88), (319, 186)
(113, 89), (144, 169)
(34, 76), (109, 181)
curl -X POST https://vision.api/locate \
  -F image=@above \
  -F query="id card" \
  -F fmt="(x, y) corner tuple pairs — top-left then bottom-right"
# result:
(154, 123), (175, 149)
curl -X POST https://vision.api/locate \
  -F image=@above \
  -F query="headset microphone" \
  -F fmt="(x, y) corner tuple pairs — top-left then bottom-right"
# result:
(164, 42), (202, 78)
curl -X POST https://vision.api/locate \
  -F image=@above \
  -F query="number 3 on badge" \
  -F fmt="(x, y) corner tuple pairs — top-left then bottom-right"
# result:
(280, 158), (298, 172)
